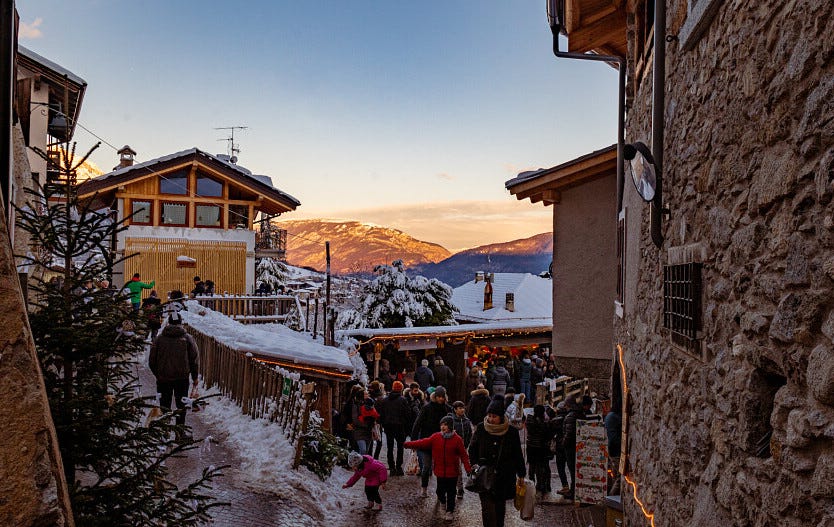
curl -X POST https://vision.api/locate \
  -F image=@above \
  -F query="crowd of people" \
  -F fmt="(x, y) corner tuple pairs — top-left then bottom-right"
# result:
(338, 363), (619, 526)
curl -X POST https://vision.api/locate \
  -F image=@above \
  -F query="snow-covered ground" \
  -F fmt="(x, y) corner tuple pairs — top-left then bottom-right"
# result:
(197, 383), (357, 522)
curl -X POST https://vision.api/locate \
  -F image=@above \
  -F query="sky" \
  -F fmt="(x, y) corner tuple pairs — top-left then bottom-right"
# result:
(17, 1), (618, 252)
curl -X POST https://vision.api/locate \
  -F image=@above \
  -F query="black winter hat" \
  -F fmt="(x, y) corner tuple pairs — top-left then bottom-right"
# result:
(486, 394), (505, 416)
(440, 415), (454, 429)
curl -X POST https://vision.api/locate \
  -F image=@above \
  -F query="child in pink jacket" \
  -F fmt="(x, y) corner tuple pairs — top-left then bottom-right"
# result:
(342, 452), (388, 510)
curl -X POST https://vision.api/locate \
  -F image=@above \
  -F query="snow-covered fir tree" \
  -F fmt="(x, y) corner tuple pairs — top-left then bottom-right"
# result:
(16, 143), (223, 526)
(255, 257), (289, 292)
(336, 259), (457, 329)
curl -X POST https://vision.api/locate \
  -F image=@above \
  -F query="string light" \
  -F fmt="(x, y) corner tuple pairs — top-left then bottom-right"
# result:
(254, 356), (352, 380)
(618, 343), (656, 527)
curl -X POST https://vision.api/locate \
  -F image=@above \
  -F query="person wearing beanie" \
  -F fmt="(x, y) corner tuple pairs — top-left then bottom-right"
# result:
(467, 384), (491, 427)
(343, 452), (388, 511)
(468, 392), (526, 527)
(411, 383), (453, 496)
(148, 309), (198, 428)
(377, 379), (413, 476)
(525, 404), (557, 495)
(415, 358), (434, 392)
(404, 413), (471, 520)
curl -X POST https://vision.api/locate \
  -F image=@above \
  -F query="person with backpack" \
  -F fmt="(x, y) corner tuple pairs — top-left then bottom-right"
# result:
(353, 393), (379, 456)
(148, 311), (198, 427)
(490, 361), (511, 397)
(141, 290), (163, 340)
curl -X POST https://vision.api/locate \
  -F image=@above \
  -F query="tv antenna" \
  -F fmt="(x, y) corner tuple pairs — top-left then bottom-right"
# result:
(215, 125), (248, 161)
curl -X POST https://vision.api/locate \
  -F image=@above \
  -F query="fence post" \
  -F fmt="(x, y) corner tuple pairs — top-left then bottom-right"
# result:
(242, 352), (253, 415)
(292, 383), (316, 470)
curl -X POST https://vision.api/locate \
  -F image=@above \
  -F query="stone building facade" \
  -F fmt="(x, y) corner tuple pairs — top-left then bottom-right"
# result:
(615, 1), (834, 526)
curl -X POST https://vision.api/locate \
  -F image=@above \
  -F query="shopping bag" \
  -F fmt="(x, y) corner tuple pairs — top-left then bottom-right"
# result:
(514, 479), (526, 511)
(520, 479), (536, 521)
(405, 450), (420, 475)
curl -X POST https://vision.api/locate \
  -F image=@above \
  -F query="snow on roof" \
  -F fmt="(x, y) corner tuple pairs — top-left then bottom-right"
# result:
(336, 320), (551, 340)
(451, 273), (552, 324)
(86, 148), (300, 206)
(18, 45), (87, 86)
(181, 302), (353, 372)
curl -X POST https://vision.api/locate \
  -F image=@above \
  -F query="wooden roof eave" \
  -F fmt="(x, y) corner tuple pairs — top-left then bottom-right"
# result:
(508, 146), (617, 204)
(564, 0), (628, 60)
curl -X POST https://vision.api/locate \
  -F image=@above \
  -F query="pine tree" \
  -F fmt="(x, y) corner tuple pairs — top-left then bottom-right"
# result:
(255, 256), (288, 292)
(16, 142), (224, 525)
(338, 259), (458, 329)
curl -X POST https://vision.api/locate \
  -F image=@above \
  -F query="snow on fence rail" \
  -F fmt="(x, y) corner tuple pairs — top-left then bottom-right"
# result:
(186, 324), (315, 455)
(193, 294), (298, 325)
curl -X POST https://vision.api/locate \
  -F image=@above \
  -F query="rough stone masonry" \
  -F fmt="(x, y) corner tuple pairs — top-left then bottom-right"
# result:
(616, 1), (834, 526)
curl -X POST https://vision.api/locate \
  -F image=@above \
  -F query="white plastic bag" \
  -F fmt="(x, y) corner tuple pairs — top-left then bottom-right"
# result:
(520, 478), (536, 521)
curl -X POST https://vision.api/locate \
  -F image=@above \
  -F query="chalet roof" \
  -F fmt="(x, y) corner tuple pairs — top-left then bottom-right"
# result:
(78, 147), (300, 213)
(452, 273), (552, 324)
(505, 144), (616, 205)
(17, 45), (87, 86)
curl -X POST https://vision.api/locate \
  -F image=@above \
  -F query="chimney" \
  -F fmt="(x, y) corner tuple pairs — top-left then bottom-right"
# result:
(483, 274), (493, 310)
(505, 292), (515, 312)
(475, 271), (484, 283)
(117, 145), (136, 169)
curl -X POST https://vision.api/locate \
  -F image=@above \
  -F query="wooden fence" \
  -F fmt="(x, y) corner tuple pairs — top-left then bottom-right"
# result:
(535, 375), (590, 406)
(193, 294), (301, 325)
(186, 325), (316, 457)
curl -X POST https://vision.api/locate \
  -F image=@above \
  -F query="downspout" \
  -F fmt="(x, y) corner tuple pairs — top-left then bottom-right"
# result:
(650, 0), (666, 248)
(1, 0), (14, 214)
(550, 34), (626, 215)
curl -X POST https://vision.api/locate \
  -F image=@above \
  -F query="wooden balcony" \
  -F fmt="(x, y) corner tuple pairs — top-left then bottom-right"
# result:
(255, 226), (287, 260)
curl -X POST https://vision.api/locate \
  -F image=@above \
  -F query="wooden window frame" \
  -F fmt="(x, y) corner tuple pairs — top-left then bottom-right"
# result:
(159, 201), (189, 227)
(130, 199), (153, 226)
(195, 203), (224, 229)
(159, 170), (189, 196)
(633, 0), (655, 84)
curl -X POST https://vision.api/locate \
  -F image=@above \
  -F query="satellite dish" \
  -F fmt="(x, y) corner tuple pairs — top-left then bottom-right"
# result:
(624, 142), (657, 202)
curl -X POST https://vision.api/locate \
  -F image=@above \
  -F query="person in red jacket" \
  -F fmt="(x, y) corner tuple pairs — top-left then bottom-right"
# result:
(404, 415), (472, 520)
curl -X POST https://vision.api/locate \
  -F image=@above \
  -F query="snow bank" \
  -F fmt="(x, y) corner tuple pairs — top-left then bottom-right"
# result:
(199, 386), (357, 521)
(181, 302), (353, 372)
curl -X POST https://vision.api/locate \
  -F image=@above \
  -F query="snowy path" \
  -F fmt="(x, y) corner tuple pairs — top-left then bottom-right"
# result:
(136, 343), (590, 526)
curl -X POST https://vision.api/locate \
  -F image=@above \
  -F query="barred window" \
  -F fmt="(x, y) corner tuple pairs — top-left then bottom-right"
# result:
(663, 262), (702, 351)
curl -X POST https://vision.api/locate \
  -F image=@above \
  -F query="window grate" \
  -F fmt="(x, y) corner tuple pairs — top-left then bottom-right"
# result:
(663, 262), (702, 350)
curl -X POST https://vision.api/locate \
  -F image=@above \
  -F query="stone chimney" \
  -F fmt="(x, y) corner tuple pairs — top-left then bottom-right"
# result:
(475, 271), (484, 283)
(505, 292), (515, 312)
(483, 274), (493, 310)
(116, 145), (136, 169)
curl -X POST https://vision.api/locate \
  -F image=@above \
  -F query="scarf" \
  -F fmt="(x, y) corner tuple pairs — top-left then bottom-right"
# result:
(441, 431), (454, 439)
(483, 417), (510, 436)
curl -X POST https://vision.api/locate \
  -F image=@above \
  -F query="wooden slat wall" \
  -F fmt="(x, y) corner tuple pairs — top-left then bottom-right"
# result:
(124, 177), (157, 195)
(124, 237), (246, 298)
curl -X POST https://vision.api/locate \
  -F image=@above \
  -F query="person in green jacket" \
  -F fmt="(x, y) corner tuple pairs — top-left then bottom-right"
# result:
(125, 273), (155, 311)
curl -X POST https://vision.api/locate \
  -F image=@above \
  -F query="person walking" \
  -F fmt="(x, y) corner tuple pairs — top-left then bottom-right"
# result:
(468, 395), (526, 527)
(467, 384), (491, 427)
(352, 391), (378, 456)
(405, 415), (472, 521)
(342, 452), (388, 511)
(410, 386), (453, 497)
(450, 401), (473, 499)
(125, 273), (155, 312)
(551, 401), (571, 496)
(490, 361), (511, 397)
(377, 380), (412, 476)
(519, 356), (533, 401)
(560, 397), (589, 500)
(141, 290), (163, 340)
(465, 362), (486, 399)
(148, 311), (198, 428)
(525, 404), (557, 495)
(414, 359), (434, 392)
(433, 358), (454, 393)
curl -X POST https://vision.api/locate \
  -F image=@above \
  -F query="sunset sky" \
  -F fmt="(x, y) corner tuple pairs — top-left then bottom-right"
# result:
(17, 1), (617, 252)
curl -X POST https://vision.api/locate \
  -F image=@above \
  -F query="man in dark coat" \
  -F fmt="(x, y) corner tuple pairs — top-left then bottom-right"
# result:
(467, 384), (491, 426)
(525, 404), (557, 493)
(432, 358), (454, 392)
(404, 382), (425, 434)
(490, 361), (511, 397)
(561, 396), (597, 500)
(378, 381), (413, 476)
(414, 359), (434, 392)
(148, 311), (199, 426)
(411, 386), (453, 496)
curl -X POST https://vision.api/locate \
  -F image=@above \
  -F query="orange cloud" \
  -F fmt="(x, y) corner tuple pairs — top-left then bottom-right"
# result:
(20, 18), (43, 39)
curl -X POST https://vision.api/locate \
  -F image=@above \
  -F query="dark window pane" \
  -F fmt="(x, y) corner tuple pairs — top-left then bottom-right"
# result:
(132, 201), (151, 223)
(228, 205), (249, 229)
(196, 205), (222, 227)
(160, 170), (188, 195)
(196, 175), (223, 197)
(161, 202), (187, 225)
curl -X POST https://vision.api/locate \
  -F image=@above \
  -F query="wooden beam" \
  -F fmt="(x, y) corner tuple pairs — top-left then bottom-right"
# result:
(568, 9), (627, 55)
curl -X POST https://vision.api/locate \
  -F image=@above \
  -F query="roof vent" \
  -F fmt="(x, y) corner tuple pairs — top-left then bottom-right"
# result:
(505, 292), (515, 312)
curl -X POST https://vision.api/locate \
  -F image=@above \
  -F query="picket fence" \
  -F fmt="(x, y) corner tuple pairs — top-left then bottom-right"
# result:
(193, 294), (301, 326)
(186, 325), (316, 460)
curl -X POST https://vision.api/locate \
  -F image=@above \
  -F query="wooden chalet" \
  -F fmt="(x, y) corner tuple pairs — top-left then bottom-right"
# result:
(78, 148), (300, 296)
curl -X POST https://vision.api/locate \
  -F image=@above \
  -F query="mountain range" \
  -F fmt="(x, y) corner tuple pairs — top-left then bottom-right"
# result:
(277, 219), (551, 287)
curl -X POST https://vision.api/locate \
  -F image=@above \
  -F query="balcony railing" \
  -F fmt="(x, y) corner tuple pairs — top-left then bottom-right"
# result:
(255, 227), (287, 259)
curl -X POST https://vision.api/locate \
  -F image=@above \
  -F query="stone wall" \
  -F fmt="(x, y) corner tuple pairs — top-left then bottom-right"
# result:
(0, 125), (74, 526)
(617, 1), (834, 526)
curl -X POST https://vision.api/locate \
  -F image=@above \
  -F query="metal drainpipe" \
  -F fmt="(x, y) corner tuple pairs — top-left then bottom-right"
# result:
(550, 38), (627, 215)
(650, 0), (666, 248)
